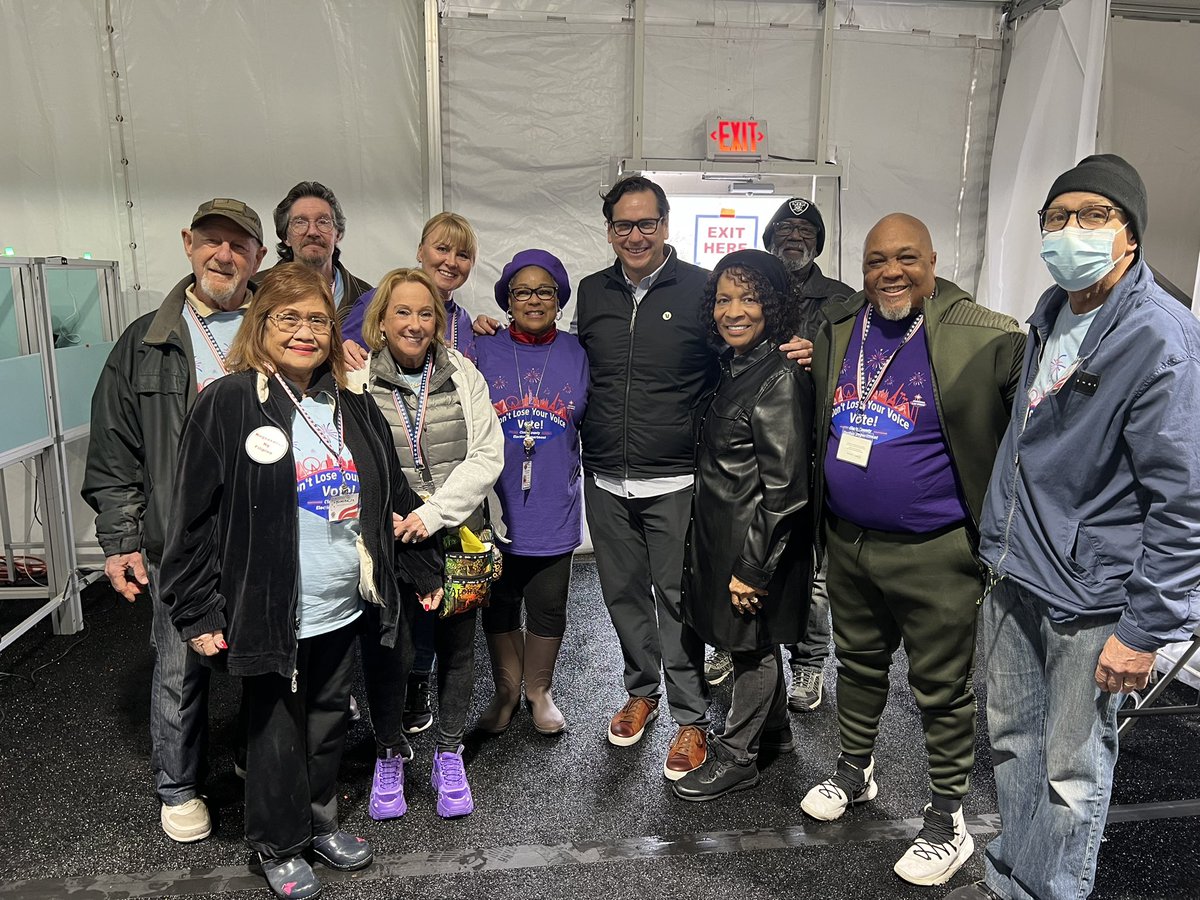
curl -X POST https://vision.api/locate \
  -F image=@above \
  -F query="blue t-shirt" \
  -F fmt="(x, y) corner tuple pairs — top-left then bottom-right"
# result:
(182, 303), (243, 392)
(291, 391), (363, 639)
(824, 306), (968, 533)
(1028, 301), (1099, 410)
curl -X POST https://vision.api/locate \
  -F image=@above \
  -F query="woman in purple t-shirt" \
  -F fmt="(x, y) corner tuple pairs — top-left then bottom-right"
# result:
(473, 249), (589, 735)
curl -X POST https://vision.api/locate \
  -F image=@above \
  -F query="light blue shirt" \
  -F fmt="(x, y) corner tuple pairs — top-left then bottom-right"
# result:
(291, 390), (363, 639)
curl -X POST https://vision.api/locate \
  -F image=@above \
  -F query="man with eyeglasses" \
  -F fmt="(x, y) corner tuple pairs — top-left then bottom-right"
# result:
(260, 181), (372, 319)
(83, 198), (267, 843)
(948, 157), (1200, 900)
(572, 175), (716, 782)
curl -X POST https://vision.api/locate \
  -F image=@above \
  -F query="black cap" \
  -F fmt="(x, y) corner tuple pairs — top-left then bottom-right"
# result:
(1043, 154), (1147, 242)
(762, 197), (826, 255)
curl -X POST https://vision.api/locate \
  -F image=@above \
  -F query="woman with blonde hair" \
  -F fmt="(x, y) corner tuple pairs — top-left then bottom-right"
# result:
(161, 262), (442, 899)
(355, 267), (503, 821)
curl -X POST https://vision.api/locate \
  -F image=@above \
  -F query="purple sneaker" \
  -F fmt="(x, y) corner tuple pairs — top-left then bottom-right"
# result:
(431, 745), (474, 818)
(369, 750), (407, 820)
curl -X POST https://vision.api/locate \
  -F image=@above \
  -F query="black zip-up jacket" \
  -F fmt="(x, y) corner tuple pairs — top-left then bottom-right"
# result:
(160, 369), (443, 679)
(575, 248), (717, 478)
(82, 275), (205, 562)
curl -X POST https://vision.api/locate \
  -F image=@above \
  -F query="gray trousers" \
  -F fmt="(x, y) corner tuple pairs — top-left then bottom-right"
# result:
(148, 558), (211, 805)
(584, 479), (710, 727)
(786, 559), (832, 668)
(714, 646), (787, 763)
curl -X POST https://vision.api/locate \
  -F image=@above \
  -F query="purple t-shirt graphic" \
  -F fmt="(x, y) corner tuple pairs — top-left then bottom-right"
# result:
(824, 305), (968, 533)
(475, 328), (590, 556)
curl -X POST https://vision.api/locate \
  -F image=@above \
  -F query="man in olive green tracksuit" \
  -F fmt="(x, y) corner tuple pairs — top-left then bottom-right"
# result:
(800, 214), (1025, 888)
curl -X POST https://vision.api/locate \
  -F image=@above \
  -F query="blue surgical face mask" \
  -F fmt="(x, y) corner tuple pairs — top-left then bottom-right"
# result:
(1040, 224), (1127, 292)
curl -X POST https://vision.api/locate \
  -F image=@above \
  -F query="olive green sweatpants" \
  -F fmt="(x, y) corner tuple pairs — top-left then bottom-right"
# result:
(825, 512), (984, 800)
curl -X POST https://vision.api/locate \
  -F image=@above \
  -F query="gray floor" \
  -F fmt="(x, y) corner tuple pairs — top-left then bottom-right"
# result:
(0, 558), (1197, 899)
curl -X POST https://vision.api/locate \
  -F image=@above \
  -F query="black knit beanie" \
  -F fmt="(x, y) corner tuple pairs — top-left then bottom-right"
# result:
(1043, 154), (1147, 242)
(762, 197), (826, 255)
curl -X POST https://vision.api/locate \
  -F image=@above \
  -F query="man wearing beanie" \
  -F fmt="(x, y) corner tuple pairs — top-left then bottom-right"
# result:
(83, 198), (267, 842)
(949, 158), (1200, 900)
(802, 213), (1024, 888)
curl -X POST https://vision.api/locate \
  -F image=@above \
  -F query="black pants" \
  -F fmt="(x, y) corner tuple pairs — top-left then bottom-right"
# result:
(482, 551), (573, 638)
(361, 604), (476, 752)
(242, 621), (357, 859)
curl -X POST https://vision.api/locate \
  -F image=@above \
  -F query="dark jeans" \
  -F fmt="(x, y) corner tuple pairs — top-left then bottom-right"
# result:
(785, 558), (831, 669)
(362, 604), (476, 752)
(584, 479), (710, 728)
(825, 513), (982, 800)
(242, 621), (357, 859)
(714, 646), (787, 764)
(482, 551), (573, 638)
(411, 605), (436, 674)
(148, 558), (211, 805)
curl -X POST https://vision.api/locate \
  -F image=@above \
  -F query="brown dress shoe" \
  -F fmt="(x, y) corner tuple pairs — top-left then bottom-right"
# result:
(664, 725), (708, 780)
(608, 696), (659, 746)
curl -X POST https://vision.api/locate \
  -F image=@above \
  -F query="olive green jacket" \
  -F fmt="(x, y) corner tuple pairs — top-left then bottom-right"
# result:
(811, 277), (1026, 551)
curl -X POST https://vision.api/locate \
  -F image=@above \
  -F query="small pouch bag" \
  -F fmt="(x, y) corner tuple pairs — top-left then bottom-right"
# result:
(438, 525), (503, 618)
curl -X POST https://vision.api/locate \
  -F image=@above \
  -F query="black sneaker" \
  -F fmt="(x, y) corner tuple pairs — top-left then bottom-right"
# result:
(402, 674), (433, 733)
(672, 742), (760, 801)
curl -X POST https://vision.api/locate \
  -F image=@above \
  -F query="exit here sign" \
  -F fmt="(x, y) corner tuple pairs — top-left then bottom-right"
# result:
(707, 118), (768, 161)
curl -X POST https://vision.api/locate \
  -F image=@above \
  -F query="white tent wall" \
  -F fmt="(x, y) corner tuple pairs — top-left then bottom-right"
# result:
(441, 1), (1003, 326)
(977, 0), (1110, 322)
(1100, 17), (1200, 302)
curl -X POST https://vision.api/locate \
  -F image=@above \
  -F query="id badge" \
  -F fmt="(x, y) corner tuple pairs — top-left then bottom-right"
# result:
(836, 433), (873, 468)
(327, 491), (360, 522)
(521, 459), (533, 491)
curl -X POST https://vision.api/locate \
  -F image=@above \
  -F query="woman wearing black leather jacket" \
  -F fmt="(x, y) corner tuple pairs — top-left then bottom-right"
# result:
(675, 249), (816, 803)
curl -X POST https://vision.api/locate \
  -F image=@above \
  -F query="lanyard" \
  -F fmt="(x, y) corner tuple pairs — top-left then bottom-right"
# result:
(274, 374), (345, 463)
(186, 302), (233, 374)
(856, 305), (924, 411)
(447, 308), (459, 353)
(390, 350), (434, 468)
(512, 336), (554, 456)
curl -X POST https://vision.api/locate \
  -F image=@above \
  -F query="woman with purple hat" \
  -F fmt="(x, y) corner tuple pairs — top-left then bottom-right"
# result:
(473, 249), (589, 735)
(673, 249), (815, 802)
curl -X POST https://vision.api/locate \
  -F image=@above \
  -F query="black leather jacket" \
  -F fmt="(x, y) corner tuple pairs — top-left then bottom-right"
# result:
(682, 340), (816, 651)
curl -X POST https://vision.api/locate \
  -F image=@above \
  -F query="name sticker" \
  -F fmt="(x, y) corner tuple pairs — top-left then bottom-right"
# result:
(836, 433), (873, 468)
(245, 426), (289, 464)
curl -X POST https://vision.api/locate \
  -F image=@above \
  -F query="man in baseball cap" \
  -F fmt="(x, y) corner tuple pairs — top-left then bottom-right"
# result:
(83, 197), (267, 843)
(955, 156), (1200, 899)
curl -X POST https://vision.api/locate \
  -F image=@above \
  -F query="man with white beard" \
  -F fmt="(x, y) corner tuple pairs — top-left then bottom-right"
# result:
(800, 213), (1024, 888)
(84, 198), (267, 843)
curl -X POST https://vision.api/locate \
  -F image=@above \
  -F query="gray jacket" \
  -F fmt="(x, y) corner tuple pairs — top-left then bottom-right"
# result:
(979, 259), (1200, 652)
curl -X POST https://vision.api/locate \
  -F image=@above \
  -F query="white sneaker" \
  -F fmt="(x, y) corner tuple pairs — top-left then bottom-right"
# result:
(160, 797), (212, 843)
(800, 755), (878, 821)
(893, 804), (975, 886)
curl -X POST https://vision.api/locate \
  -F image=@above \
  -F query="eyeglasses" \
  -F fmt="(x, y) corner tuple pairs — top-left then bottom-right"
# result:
(268, 312), (333, 335)
(1038, 205), (1123, 233)
(509, 286), (559, 302)
(287, 216), (336, 235)
(773, 222), (818, 240)
(609, 217), (663, 237)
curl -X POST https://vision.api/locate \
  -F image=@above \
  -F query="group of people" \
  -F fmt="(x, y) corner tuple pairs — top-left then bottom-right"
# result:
(82, 154), (1200, 900)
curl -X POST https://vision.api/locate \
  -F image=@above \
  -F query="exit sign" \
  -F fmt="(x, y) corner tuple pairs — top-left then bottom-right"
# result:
(707, 117), (768, 161)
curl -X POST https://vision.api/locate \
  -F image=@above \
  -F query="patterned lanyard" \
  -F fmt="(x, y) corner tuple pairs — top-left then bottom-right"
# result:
(856, 304), (924, 411)
(512, 333), (554, 455)
(186, 302), (233, 374)
(390, 350), (434, 467)
(447, 304), (459, 353)
(275, 374), (345, 464)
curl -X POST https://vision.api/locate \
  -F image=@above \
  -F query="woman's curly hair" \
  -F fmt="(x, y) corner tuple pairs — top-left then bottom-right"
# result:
(700, 264), (797, 352)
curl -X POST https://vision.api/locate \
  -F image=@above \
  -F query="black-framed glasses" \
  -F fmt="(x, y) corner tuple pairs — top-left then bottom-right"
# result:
(288, 216), (336, 235)
(1038, 205), (1123, 233)
(773, 222), (818, 239)
(509, 286), (559, 302)
(268, 312), (333, 335)
(609, 217), (663, 237)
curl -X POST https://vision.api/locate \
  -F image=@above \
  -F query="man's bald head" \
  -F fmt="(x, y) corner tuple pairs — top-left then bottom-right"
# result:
(862, 213), (938, 321)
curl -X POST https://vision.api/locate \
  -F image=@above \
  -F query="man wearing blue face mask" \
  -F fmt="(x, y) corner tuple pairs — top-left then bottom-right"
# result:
(948, 156), (1200, 900)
